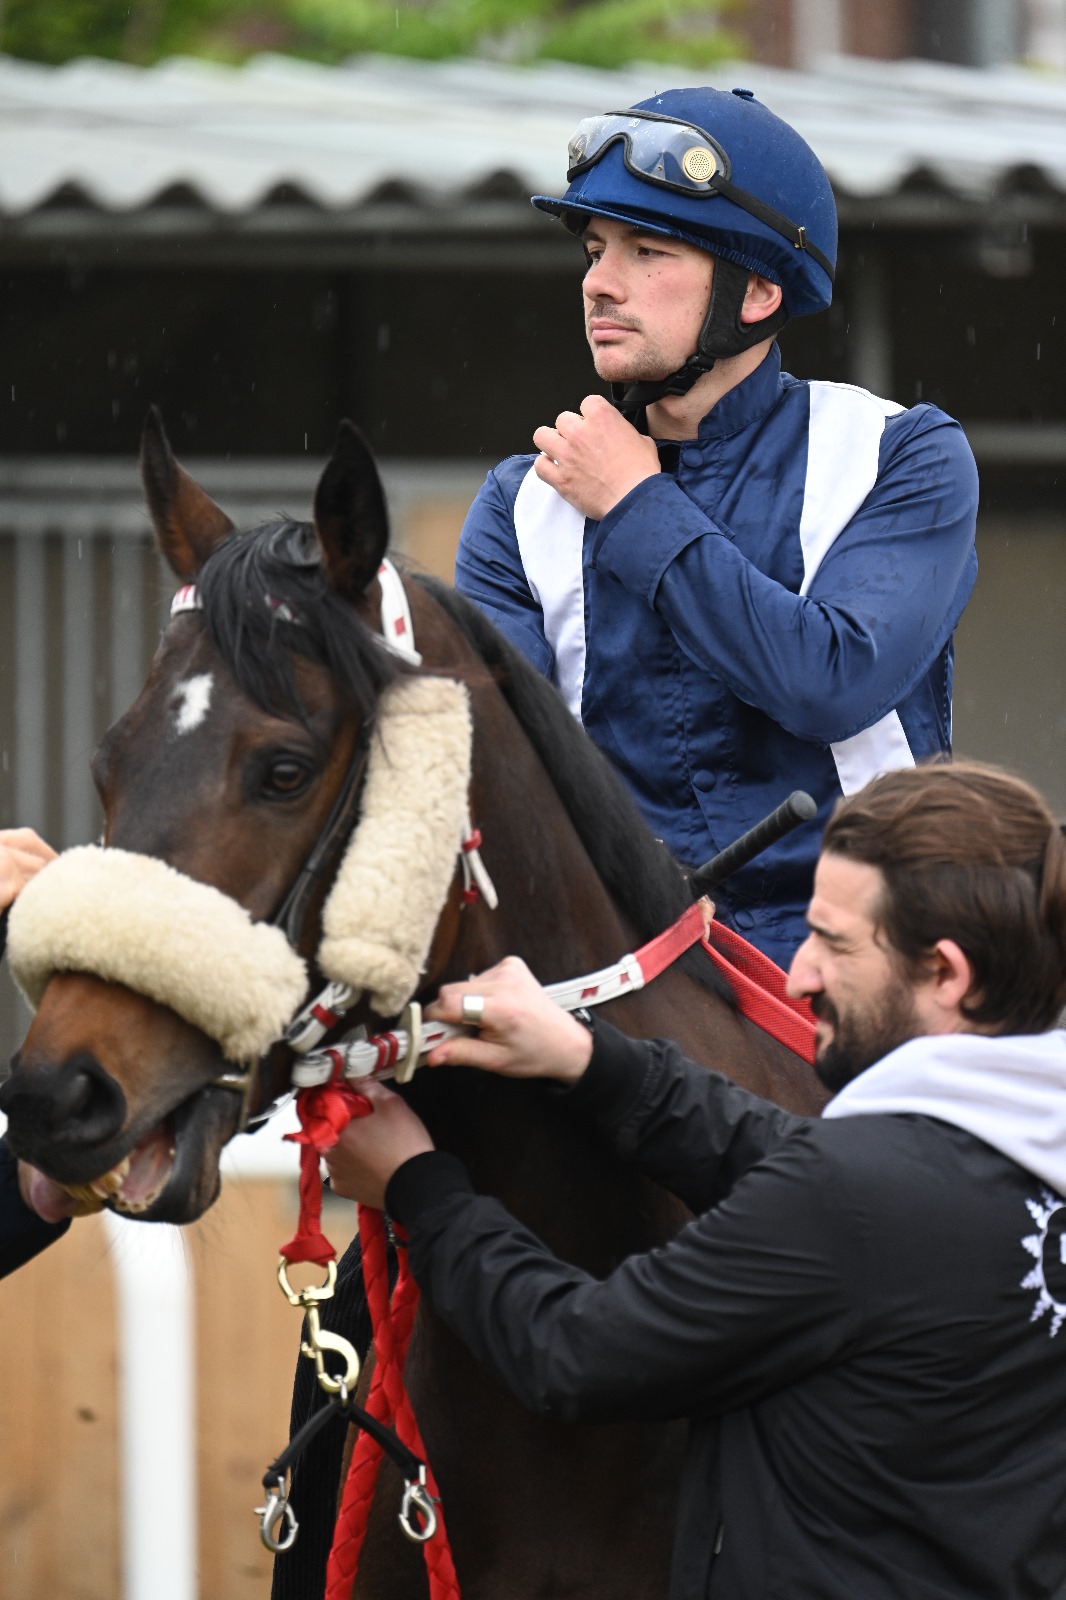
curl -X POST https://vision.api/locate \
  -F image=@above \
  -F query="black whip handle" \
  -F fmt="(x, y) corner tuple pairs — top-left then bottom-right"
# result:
(689, 790), (817, 898)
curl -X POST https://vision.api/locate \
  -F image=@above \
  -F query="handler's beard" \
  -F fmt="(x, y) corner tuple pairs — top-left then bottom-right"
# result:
(811, 968), (923, 1095)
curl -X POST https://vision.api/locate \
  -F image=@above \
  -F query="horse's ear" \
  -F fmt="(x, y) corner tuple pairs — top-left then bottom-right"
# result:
(313, 421), (389, 599)
(141, 407), (235, 580)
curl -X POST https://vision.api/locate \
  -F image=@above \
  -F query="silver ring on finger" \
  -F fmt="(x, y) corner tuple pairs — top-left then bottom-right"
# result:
(461, 993), (486, 1027)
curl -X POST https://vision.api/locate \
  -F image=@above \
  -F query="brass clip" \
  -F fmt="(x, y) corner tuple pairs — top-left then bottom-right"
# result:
(277, 1258), (360, 1396)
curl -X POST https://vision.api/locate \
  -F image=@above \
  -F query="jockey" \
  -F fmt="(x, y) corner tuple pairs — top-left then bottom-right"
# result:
(455, 85), (978, 969)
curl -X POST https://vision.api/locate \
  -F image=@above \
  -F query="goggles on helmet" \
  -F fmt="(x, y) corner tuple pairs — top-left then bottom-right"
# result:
(565, 108), (834, 282)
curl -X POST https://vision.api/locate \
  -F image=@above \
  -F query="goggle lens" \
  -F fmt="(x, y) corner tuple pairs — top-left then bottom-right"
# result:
(567, 112), (728, 194)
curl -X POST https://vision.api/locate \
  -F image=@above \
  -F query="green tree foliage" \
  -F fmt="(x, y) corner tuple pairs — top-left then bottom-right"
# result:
(0, 0), (744, 71)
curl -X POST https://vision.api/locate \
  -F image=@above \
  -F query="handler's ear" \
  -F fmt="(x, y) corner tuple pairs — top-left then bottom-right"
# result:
(141, 407), (235, 580)
(924, 938), (979, 1027)
(313, 421), (390, 600)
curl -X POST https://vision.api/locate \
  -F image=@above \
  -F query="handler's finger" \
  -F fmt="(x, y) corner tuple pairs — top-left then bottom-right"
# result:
(425, 1034), (515, 1073)
(0, 827), (56, 860)
(426, 958), (535, 1027)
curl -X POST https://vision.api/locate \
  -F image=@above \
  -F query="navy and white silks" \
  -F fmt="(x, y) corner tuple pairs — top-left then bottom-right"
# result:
(456, 346), (978, 967)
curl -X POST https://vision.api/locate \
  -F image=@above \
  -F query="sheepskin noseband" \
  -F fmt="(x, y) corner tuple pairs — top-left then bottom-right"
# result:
(318, 674), (472, 1015)
(7, 674), (474, 1061)
(7, 848), (308, 1063)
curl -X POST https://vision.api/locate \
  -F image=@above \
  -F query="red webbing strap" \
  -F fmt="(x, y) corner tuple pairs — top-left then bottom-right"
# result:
(701, 922), (817, 1063)
(326, 1208), (459, 1600)
(633, 899), (708, 984)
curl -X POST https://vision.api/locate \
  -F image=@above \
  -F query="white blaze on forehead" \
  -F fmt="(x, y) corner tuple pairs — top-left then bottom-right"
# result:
(173, 673), (214, 735)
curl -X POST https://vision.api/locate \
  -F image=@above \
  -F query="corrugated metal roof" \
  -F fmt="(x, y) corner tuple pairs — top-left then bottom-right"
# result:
(1, 49), (1065, 221)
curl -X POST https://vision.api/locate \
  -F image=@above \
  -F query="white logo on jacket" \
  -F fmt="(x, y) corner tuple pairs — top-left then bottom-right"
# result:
(1021, 1189), (1066, 1338)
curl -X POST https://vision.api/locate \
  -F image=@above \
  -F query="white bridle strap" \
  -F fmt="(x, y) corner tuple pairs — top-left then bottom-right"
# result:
(290, 902), (711, 1089)
(169, 557), (421, 666)
(376, 559), (422, 665)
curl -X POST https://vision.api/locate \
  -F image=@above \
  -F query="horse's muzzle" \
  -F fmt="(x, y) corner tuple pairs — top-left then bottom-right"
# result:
(0, 1050), (128, 1173)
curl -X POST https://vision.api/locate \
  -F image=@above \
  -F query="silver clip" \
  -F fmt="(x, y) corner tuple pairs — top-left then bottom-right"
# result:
(256, 1481), (299, 1553)
(399, 1466), (438, 1543)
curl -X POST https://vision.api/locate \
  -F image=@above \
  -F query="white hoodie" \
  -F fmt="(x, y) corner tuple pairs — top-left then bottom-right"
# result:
(823, 1029), (1066, 1199)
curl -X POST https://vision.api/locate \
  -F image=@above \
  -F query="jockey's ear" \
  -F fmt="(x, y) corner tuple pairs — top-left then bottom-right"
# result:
(312, 420), (389, 600)
(141, 407), (234, 580)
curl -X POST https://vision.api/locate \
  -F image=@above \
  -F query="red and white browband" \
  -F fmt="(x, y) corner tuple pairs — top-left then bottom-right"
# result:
(171, 557), (423, 666)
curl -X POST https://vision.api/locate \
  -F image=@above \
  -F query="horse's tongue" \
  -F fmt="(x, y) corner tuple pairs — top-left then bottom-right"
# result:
(25, 1167), (83, 1224)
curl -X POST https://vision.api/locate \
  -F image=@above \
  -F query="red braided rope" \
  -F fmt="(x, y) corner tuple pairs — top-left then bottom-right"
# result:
(280, 1076), (460, 1600)
(326, 1209), (459, 1600)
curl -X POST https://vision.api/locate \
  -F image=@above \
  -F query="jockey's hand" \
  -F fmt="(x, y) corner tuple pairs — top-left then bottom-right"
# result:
(0, 828), (56, 912)
(532, 394), (659, 520)
(425, 957), (593, 1086)
(324, 1082), (434, 1211)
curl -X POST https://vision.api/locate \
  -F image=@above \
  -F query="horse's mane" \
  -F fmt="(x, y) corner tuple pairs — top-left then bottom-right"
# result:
(415, 577), (734, 1005)
(194, 523), (731, 1005)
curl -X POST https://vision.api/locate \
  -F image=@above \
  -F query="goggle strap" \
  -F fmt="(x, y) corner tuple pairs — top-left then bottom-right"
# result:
(706, 176), (835, 282)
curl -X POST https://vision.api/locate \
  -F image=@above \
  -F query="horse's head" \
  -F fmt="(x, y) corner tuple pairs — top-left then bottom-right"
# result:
(0, 411), (436, 1221)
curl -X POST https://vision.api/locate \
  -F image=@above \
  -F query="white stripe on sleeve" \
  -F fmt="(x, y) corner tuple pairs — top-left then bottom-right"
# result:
(514, 464), (587, 719)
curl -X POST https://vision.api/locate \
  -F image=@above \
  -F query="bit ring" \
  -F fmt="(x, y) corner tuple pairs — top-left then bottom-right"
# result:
(461, 993), (486, 1027)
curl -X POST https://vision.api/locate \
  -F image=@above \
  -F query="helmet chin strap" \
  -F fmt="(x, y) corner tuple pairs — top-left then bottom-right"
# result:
(610, 257), (788, 434)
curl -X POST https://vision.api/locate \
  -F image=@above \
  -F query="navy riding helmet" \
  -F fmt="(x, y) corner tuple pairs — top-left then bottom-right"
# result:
(532, 86), (838, 423)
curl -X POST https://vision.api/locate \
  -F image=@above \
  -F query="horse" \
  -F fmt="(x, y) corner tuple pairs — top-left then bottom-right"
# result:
(0, 413), (826, 1600)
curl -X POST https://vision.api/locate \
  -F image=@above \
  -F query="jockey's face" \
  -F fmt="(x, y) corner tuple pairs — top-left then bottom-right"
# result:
(580, 219), (715, 384)
(786, 854), (924, 1094)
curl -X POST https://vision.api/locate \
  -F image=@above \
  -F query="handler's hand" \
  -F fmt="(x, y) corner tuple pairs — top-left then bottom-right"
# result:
(0, 827), (56, 912)
(323, 1081), (434, 1211)
(533, 394), (659, 520)
(425, 956), (593, 1086)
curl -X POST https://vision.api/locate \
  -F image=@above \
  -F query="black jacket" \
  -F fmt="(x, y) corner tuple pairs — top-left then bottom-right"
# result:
(0, 909), (69, 1277)
(387, 1022), (1066, 1600)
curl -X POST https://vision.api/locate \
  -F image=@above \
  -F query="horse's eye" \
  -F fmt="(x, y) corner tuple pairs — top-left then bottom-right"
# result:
(264, 759), (310, 798)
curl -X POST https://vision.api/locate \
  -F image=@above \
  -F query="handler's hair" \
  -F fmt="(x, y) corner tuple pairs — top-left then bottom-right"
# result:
(822, 761), (1066, 1034)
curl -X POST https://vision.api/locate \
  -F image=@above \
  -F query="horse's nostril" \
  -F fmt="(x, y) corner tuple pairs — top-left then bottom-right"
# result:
(0, 1052), (127, 1147)
(52, 1068), (97, 1123)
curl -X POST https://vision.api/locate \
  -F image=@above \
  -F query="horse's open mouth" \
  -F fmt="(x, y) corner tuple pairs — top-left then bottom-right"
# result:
(28, 1082), (242, 1225)
(60, 1118), (177, 1216)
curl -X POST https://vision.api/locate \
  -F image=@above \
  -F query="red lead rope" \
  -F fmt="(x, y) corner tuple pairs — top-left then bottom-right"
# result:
(279, 1065), (459, 1600)
(276, 916), (814, 1600)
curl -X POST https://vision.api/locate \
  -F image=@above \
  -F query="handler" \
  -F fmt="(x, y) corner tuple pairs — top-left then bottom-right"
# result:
(456, 86), (979, 967)
(0, 826), (86, 1277)
(325, 761), (1066, 1599)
